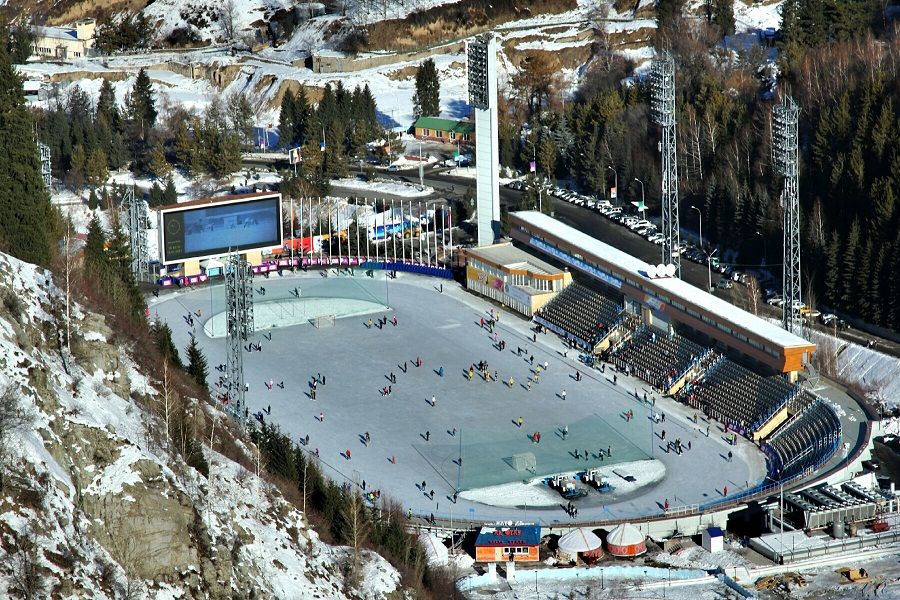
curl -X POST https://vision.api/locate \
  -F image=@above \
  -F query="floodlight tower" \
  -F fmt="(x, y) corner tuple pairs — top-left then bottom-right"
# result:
(650, 52), (681, 278)
(225, 253), (254, 416)
(773, 95), (801, 335)
(467, 32), (500, 246)
(124, 187), (150, 283)
(39, 142), (52, 191)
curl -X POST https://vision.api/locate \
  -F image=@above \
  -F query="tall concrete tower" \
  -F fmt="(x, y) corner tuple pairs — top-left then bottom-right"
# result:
(467, 33), (500, 247)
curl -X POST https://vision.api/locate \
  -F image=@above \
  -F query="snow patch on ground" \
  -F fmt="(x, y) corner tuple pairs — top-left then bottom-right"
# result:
(734, 0), (783, 32)
(653, 545), (751, 570)
(332, 177), (434, 197)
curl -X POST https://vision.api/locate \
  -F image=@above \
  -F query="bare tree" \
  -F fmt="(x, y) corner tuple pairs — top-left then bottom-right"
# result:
(0, 385), (35, 492)
(591, 1), (614, 73)
(161, 359), (173, 450)
(9, 527), (47, 600)
(220, 0), (238, 42)
(341, 489), (370, 582)
(744, 275), (761, 316)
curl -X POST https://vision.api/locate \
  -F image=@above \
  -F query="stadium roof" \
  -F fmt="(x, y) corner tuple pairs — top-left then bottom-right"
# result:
(466, 242), (564, 276)
(510, 211), (812, 350)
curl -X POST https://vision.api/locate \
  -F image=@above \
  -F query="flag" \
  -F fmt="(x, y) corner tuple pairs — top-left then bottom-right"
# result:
(529, 160), (536, 173)
(289, 148), (302, 164)
(319, 140), (326, 152)
(610, 185), (617, 199)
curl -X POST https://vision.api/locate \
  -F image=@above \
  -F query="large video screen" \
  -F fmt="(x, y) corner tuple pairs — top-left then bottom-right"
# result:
(161, 195), (282, 264)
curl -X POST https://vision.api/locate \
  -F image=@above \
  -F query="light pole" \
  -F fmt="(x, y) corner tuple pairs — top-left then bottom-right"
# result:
(418, 142), (424, 186)
(691, 205), (712, 292)
(634, 177), (645, 219)
(607, 165), (618, 206)
(755, 230), (767, 266)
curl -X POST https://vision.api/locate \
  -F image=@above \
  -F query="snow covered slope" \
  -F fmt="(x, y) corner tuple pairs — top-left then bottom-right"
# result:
(0, 251), (403, 597)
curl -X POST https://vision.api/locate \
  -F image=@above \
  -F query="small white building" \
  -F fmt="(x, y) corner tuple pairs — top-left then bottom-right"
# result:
(701, 526), (724, 553)
(31, 19), (96, 60)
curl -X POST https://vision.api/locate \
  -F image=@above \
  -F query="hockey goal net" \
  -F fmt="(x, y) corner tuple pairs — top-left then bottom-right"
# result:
(313, 314), (336, 329)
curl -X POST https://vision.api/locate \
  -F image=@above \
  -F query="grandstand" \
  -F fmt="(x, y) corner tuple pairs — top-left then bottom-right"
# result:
(508, 211), (816, 378)
(609, 327), (709, 394)
(762, 396), (842, 480)
(678, 357), (800, 439)
(534, 281), (624, 350)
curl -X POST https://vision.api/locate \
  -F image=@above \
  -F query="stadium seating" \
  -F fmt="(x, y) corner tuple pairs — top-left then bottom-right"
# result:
(610, 327), (708, 392)
(535, 282), (623, 349)
(763, 398), (842, 479)
(679, 358), (800, 433)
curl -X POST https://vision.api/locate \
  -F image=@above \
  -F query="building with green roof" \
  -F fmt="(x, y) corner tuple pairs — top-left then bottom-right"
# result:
(413, 116), (475, 145)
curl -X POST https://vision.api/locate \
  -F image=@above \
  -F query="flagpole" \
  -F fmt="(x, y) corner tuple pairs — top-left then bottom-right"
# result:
(289, 196), (294, 265)
(448, 204), (453, 268)
(318, 198), (323, 263)
(375, 202), (380, 264)
(337, 200), (343, 267)
(366, 199), (371, 262)
(355, 199), (361, 264)
(417, 201), (423, 264)
(391, 199), (397, 263)
(328, 200), (333, 264)
(401, 201), (407, 264)
(425, 202), (431, 267)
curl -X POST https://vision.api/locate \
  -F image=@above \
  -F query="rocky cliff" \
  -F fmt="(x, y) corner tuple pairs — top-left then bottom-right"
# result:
(0, 252), (403, 598)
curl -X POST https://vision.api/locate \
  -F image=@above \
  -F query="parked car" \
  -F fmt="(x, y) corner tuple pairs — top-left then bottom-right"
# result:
(716, 278), (733, 290)
(628, 219), (652, 231)
(766, 295), (784, 306)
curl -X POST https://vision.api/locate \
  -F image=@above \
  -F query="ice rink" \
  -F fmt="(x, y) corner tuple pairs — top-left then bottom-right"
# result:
(151, 270), (768, 525)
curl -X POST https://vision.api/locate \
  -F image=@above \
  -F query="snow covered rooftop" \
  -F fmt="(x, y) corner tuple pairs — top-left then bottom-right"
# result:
(466, 242), (564, 276)
(510, 211), (814, 351)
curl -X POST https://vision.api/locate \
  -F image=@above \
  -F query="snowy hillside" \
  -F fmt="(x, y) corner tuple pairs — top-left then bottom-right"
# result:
(0, 251), (403, 597)
(142, 0), (296, 43)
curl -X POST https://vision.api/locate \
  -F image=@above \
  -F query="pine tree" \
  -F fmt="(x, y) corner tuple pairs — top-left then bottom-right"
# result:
(70, 144), (86, 190)
(148, 181), (163, 208)
(711, 0), (735, 36)
(88, 188), (99, 210)
(840, 219), (860, 310)
(153, 322), (183, 369)
(84, 215), (106, 270)
(149, 143), (171, 179)
(279, 90), (297, 148)
(128, 68), (157, 129)
(97, 79), (121, 132)
(0, 44), (55, 265)
(86, 148), (109, 187)
(825, 231), (841, 308)
(185, 337), (209, 390)
(293, 87), (312, 146)
(163, 175), (178, 205)
(412, 58), (440, 118)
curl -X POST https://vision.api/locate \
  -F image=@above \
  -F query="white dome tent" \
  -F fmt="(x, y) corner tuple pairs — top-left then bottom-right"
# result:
(605, 523), (647, 557)
(557, 528), (604, 562)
